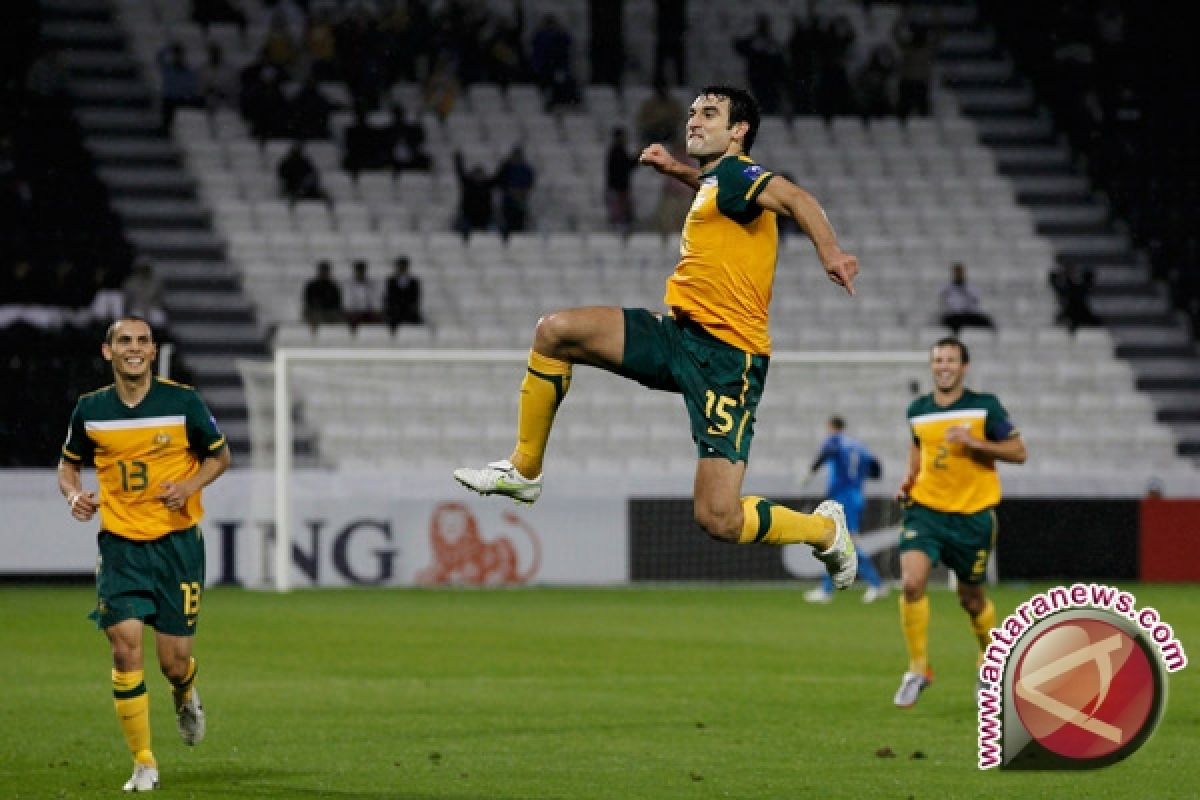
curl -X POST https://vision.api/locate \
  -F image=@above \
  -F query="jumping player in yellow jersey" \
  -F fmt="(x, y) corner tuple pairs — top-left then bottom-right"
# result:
(892, 337), (1026, 708)
(455, 85), (860, 585)
(57, 316), (230, 792)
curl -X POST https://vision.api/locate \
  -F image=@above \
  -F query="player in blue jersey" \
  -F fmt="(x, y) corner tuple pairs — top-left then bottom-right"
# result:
(803, 416), (888, 603)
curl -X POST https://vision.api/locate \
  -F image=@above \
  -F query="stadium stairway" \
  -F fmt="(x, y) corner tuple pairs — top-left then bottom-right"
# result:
(933, 0), (1200, 464)
(44, 0), (262, 459)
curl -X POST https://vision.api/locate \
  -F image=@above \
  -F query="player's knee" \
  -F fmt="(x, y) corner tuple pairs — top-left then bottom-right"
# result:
(694, 503), (741, 542)
(533, 310), (572, 351)
(959, 593), (985, 616)
(159, 653), (191, 683)
(901, 580), (926, 603)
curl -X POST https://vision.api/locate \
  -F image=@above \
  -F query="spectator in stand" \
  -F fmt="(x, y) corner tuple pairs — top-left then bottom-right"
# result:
(286, 77), (334, 140)
(815, 14), (857, 120)
(605, 126), (638, 234)
(338, 4), (389, 114)
(304, 8), (339, 82)
(341, 109), (392, 178)
(788, 2), (823, 115)
(734, 14), (787, 115)
(590, 0), (623, 87)
(480, 1), (527, 90)
(156, 42), (201, 131)
(262, 8), (299, 72)
(121, 257), (168, 329)
(277, 141), (333, 208)
(654, 0), (687, 86)
(199, 43), (238, 113)
(855, 43), (898, 120)
(380, 0), (433, 83)
(384, 256), (423, 330)
(495, 146), (535, 237)
(635, 79), (684, 148)
(894, 18), (938, 119)
(1049, 262), (1102, 333)
(529, 13), (579, 111)
(453, 150), (496, 238)
(389, 102), (432, 173)
(191, 0), (247, 34)
(239, 50), (289, 139)
(302, 260), (343, 331)
(344, 260), (383, 329)
(938, 262), (994, 334)
(423, 51), (461, 123)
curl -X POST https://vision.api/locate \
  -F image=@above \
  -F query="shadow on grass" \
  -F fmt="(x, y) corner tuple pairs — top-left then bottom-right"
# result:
(172, 765), (525, 800)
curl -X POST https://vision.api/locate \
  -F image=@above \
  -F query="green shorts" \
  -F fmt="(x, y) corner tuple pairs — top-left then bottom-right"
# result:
(618, 309), (769, 462)
(898, 503), (997, 585)
(90, 527), (206, 636)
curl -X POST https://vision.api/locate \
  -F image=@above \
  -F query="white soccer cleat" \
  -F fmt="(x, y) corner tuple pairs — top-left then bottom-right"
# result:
(803, 587), (833, 604)
(176, 687), (205, 746)
(893, 669), (933, 709)
(812, 500), (857, 590)
(453, 459), (542, 504)
(862, 585), (888, 604)
(123, 763), (159, 792)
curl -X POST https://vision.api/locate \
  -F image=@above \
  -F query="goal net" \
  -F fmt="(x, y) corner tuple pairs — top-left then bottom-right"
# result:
(237, 348), (930, 591)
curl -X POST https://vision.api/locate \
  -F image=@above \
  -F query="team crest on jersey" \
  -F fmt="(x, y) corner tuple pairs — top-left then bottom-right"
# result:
(742, 164), (764, 179)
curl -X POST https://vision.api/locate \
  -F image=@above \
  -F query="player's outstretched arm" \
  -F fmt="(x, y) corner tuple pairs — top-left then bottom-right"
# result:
(756, 176), (858, 296)
(639, 143), (701, 190)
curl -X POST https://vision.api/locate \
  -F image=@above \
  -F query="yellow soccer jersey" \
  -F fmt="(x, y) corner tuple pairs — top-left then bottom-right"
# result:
(664, 154), (778, 354)
(61, 378), (226, 540)
(907, 390), (1017, 514)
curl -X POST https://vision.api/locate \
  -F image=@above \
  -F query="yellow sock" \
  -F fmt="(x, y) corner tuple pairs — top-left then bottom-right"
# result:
(112, 669), (154, 766)
(969, 597), (996, 653)
(171, 656), (197, 710)
(737, 496), (834, 547)
(899, 595), (931, 674)
(510, 350), (571, 479)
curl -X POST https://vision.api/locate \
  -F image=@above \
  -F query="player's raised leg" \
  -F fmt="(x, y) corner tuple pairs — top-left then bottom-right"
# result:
(157, 633), (205, 746)
(454, 306), (625, 503)
(693, 457), (857, 588)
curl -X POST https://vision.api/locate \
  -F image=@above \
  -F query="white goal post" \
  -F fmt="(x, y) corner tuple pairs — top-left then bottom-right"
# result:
(240, 347), (930, 592)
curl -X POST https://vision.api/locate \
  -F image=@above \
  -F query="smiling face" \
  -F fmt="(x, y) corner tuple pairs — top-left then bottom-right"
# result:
(930, 342), (967, 398)
(103, 317), (156, 382)
(685, 93), (747, 163)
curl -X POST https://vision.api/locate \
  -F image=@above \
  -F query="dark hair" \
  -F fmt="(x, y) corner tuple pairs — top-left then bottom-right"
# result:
(698, 85), (761, 152)
(105, 315), (154, 345)
(932, 336), (970, 364)
(829, 415), (846, 431)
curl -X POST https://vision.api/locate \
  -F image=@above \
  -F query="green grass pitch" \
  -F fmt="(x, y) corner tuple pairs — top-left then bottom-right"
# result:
(1, 584), (1196, 799)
